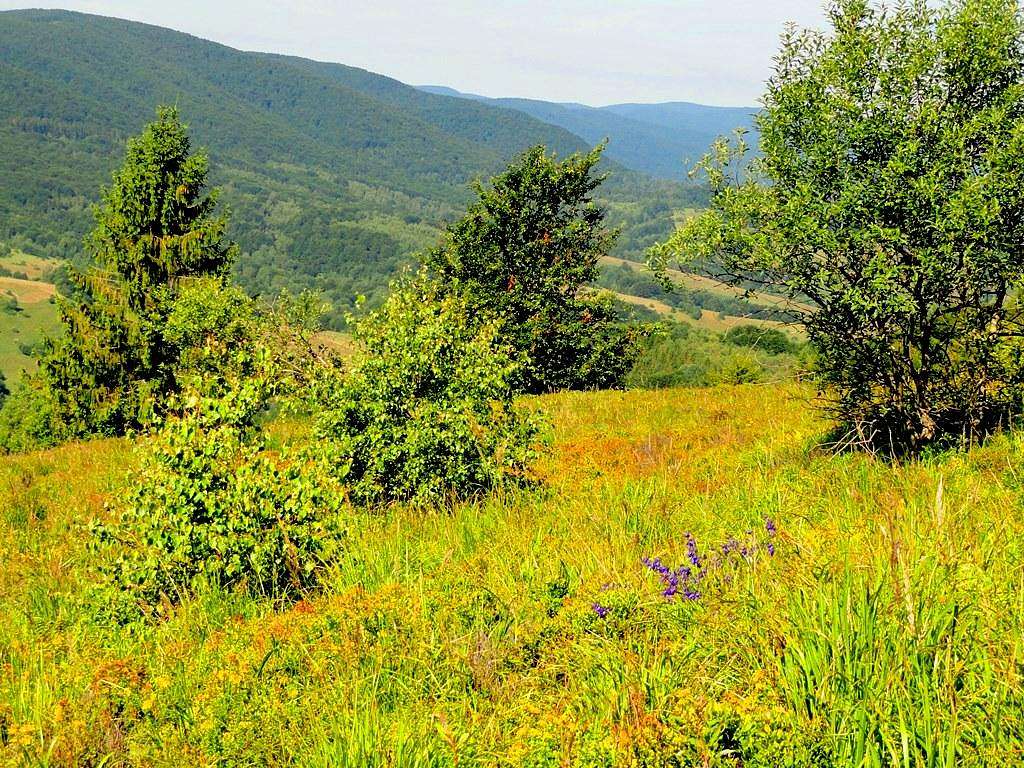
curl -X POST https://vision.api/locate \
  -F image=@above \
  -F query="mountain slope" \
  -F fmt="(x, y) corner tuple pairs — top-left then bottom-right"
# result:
(418, 86), (758, 179)
(0, 9), (702, 326)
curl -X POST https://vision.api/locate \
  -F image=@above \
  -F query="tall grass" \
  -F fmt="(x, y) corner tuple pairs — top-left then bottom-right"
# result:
(0, 384), (1022, 765)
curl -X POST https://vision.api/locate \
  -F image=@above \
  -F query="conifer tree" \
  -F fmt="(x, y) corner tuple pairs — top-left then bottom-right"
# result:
(40, 107), (236, 438)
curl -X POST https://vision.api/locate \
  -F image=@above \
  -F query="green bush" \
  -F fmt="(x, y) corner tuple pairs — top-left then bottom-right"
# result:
(0, 378), (56, 453)
(715, 351), (764, 385)
(315, 278), (546, 506)
(94, 283), (346, 610)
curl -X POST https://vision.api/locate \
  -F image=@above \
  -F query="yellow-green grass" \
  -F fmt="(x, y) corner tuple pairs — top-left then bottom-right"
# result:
(1, 384), (1022, 765)
(0, 279), (60, 382)
(0, 251), (61, 281)
(315, 330), (357, 359)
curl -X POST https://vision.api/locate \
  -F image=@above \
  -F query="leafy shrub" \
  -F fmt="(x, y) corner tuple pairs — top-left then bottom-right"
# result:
(0, 378), (56, 453)
(94, 283), (346, 610)
(16, 339), (44, 357)
(315, 278), (546, 506)
(715, 351), (763, 385)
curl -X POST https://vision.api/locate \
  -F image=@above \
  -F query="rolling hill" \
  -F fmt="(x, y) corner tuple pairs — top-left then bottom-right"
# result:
(0, 9), (707, 326)
(418, 86), (758, 179)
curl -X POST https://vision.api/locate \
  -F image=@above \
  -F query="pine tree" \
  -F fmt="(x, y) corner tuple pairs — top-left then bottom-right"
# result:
(40, 107), (236, 438)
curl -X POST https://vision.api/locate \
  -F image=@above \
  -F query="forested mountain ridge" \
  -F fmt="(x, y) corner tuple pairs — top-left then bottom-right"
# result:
(418, 85), (758, 179)
(0, 9), (704, 326)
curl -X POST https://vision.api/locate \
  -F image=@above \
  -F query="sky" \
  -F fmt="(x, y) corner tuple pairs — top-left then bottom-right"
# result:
(0, 1), (828, 107)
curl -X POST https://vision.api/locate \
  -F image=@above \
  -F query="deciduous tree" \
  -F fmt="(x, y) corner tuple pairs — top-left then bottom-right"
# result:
(654, 0), (1024, 453)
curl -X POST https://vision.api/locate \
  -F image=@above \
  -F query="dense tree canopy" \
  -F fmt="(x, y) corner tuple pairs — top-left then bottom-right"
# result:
(655, 0), (1024, 453)
(424, 145), (645, 393)
(38, 107), (236, 439)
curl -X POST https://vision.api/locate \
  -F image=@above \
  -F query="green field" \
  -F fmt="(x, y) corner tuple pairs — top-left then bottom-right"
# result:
(2, 384), (1020, 766)
(0, 276), (60, 382)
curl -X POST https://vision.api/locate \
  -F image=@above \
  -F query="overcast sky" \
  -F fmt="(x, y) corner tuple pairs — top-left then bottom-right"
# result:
(0, 1), (828, 106)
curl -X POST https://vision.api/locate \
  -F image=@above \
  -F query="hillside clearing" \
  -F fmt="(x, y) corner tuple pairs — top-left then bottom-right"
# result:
(0, 284), (59, 381)
(2, 383), (1020, 765)
(0, 276), (56, 305)
(0, 250), (60, 281)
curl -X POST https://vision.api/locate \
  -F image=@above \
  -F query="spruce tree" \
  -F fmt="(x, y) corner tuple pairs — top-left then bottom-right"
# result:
(40, 107), (236, 438)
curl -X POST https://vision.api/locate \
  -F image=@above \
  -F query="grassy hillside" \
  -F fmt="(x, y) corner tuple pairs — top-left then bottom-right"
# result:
(2, 384), (1020, 765)
(0, 9), (705, 327)
(0, 252), (60, 381)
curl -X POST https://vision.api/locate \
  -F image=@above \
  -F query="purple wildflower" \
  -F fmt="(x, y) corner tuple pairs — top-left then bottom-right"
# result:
(685, 533), (702, 569)
(592, 603), (609, 618)
(765, 519), (777, 537)
(767, 541), (776, 556)
(722, 537), (740, 555)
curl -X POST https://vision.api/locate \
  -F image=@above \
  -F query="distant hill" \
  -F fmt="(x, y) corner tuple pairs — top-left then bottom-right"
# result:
(418, 86), (758, 180)
(0, 9), (703, 326)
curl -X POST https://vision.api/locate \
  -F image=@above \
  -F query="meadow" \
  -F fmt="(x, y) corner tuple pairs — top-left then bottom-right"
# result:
(2, 383), (1021, 766)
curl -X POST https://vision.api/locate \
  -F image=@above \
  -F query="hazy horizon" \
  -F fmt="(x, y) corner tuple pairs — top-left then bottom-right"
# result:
(0, 2), (827, 107)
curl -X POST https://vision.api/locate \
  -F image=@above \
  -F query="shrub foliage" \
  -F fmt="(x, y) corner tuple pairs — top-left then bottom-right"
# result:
(315, 278), (546, 506)
(95, 282), (346, 609)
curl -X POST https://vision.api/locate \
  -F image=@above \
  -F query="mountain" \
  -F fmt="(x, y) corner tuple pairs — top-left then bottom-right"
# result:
(418, 86), (758, 180)
(0, 9), (703, 326)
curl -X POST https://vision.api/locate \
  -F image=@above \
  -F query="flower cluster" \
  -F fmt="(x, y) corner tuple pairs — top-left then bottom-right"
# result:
(642, 555), (702, 600)
(642, 518), (779, 602)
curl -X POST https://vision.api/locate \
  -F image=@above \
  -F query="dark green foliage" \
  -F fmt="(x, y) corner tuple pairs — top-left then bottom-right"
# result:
(315, 278), (546, 506)
(423, 145), (646, 393)
(36, 107), (235, 440)
(723, 325), (795, 355)
(0, 9), (704, 325)
(94, 281), (346, 610)
(655, 0), (1024, 453)
(0, 371), (7, 404)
